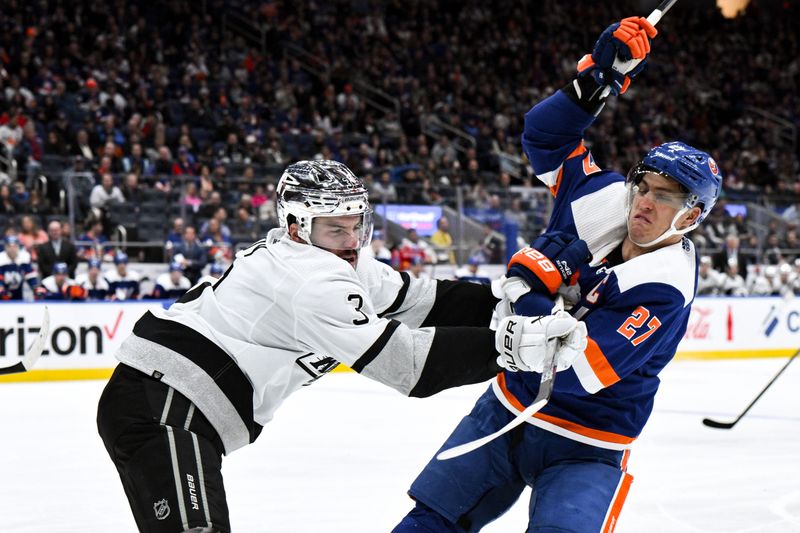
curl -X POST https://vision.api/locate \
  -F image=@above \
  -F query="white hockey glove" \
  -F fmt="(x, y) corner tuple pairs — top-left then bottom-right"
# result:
(495, 311), (587, 373)
(489, 276), (532, 330)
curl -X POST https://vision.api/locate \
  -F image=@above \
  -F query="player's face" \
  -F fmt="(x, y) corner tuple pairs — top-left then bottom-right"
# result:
(628, 173), (694, 245)
(309, 215), (366, 268)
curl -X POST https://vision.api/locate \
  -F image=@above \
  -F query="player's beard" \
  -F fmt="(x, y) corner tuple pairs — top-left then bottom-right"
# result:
(320, 246), (359, 268)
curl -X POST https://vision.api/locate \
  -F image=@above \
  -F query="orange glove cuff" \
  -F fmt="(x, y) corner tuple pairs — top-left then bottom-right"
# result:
(507, 247), (562, 295)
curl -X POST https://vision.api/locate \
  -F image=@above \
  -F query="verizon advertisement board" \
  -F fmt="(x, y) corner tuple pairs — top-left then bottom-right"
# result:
(0, 302), (164, 370)
(0, 297), (797, 378)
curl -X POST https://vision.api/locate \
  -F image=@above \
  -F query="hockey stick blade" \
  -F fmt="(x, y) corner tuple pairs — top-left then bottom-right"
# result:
(701, 347), (799, 430)
(701, 417), (736, 429)
(437, 297), (564, 461)
(0, 306), (50, 376)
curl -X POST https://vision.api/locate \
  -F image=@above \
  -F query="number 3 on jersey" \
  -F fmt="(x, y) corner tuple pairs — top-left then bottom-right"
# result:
(347, 294), (369, 325)
(617, 306), (661, 346)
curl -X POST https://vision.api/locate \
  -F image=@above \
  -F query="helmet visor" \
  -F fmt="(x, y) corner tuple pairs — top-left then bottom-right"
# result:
(626, 164), (693, 211)
(309, 211), (373, 251)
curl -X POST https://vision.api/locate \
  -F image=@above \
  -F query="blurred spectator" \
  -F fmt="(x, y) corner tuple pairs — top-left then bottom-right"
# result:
(404, 255), (427, 279)
(747, 264), (775, 296)
(181, 182), (203, 213)
(718, 260), (748, 297)
(36, 220), (78, 278)
(74, 258), (110, 301)
(150, 262), (192, 300)
(454, 255), (492, 285)
(39, 262), (81, 301)
(0, 184), (15, 214)
(774, 263), (796, 298)
(200, 218), (233, 262)
(0, 235), (39, 300)
(230, 207), (258, 244)
(10, 181), (30, 211)
(122, 143), (154, 176)
(105, 252), (141, 301)
(712, 234), (749, 273)
(90, 173), (125, 210)
(171, 225), (208, 284)
(430, 217), (456, 265)
(26, 188), (52, 219)
(198, 262), (226, 286)
(696, 256), (720, 296)
(370, 171), (397, 203)
(120, 173), (145, 204)
(165, 218), (186, 250)
(198, 191), (224, 220)
(362, 229), (392, 265)
(200, 207), (231, 238)
(17, 214), (48, 257)
(77, 217), (111, 262)
(73, 129), (94, 162)
(397, 228), (436, 270)
(479, 223), (504, 264)
(172, 146), (198, 175)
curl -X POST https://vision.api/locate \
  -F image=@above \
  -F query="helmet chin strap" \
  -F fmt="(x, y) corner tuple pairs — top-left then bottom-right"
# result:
(627, 207), (699, 248)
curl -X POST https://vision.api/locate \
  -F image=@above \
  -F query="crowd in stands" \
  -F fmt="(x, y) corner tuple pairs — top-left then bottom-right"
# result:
(0, 0), (798, 298)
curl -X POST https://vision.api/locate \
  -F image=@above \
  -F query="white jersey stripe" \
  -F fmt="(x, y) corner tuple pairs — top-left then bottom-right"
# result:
(191, 432), (213, 528)
(166, 426), (189, 529)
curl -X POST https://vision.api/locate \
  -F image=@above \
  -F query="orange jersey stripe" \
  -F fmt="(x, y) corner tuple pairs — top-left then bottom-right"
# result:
(602, 472), (634, 533)
(495, 374), (636, 446)
(585, 337), (621, 388)
(549, 142), (588, 197)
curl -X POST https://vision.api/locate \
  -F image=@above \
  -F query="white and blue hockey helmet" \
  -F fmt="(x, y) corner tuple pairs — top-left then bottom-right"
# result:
(628, 141), (723, 224)
(625, 141), (723, 247)
(276, 160), (373, 251)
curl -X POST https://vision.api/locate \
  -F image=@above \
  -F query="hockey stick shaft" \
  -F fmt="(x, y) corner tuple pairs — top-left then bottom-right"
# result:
(0, 306), (50, 376)
(702, 348), (800, 429)
(600, 0), (679, 98)
(437, 297), (564, 461)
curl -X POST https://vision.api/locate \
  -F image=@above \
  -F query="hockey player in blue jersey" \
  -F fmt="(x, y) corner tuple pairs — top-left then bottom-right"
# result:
(74, 258), (111, 301)
(394, 14), (723, 533)
(0, 235), (39, 300)
(105, 251), (141, 300)
(149, 261), (192, 300)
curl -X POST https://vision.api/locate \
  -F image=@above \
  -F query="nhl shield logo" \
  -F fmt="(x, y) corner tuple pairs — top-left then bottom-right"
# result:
(154, 498), (170, 520)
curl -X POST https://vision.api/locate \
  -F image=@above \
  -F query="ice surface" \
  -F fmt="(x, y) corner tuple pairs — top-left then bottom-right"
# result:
(1, 357), (798, 532)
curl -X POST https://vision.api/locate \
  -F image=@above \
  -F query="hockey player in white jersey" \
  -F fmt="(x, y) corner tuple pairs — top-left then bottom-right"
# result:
(96, 160), (581, 532)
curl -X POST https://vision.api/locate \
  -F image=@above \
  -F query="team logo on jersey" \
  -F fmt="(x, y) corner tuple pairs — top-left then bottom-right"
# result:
(296, 353), (340, 385)
(153, 498), (170, 520)
(707, 158), (719, 176)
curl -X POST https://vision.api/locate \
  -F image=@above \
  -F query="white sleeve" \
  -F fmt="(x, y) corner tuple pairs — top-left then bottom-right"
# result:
(356, 257), (436, 328)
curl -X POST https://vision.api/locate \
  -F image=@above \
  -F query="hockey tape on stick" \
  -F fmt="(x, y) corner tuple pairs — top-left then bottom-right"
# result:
(437, 297), (564, 461)
(600, 0), (679, 98)
(702, 347), (799, 429)
(0, 306), (50, 375)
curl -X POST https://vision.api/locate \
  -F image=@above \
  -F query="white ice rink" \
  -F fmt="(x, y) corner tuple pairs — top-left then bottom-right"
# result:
(1, 357), (799, 532)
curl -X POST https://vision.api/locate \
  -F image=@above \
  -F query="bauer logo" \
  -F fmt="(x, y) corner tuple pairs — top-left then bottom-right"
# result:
(153, 498), (170, 520)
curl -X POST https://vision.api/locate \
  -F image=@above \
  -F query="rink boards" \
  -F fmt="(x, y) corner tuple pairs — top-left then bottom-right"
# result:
(1, 296), (799, 382)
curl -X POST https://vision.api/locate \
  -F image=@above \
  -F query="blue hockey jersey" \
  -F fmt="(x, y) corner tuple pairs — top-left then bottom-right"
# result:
(494, 90), (697, 450)
(0, 249), (38, 300)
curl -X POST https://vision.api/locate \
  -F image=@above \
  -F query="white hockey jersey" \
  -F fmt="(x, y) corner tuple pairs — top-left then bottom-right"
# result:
(116, 229), (499, 453)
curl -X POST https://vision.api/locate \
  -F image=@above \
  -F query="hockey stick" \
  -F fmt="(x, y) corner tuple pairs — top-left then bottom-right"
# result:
(599, 0), (679, 98)
(702, 348), (799, 429)
(437, 296), (564, 461)
(0, 306), (50, 376)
